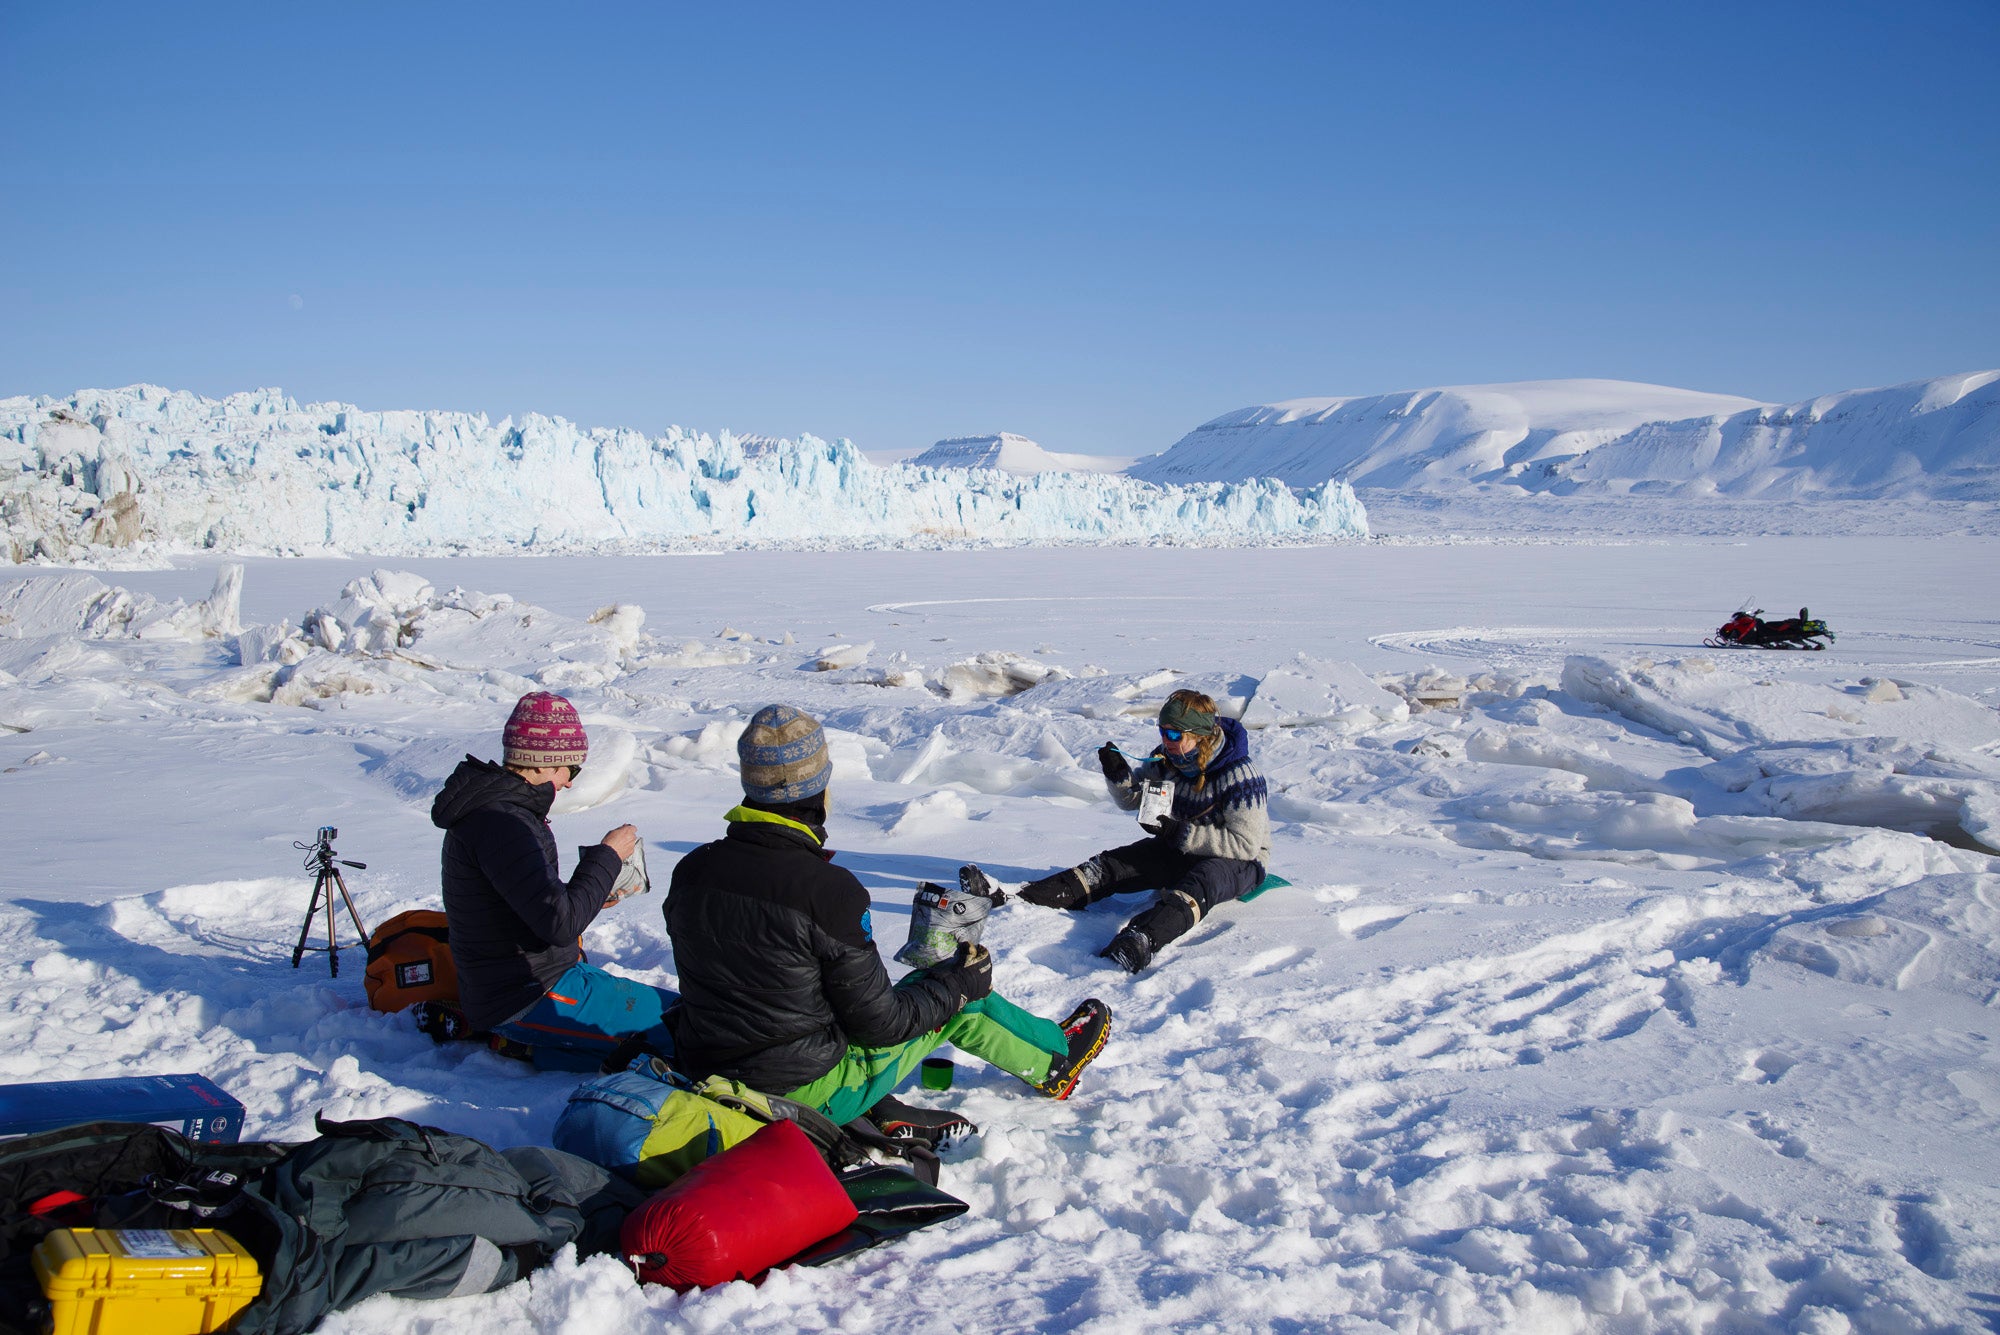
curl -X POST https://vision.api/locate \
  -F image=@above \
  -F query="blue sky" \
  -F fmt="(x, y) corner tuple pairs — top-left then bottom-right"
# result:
(4, 1), (1995, 457)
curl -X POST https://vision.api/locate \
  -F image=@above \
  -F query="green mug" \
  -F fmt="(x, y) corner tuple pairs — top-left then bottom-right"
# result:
(919, 1057), (955, 1091)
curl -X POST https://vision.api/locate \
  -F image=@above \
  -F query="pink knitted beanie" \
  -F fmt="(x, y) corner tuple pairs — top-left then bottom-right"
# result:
(502, 692), (589, 768)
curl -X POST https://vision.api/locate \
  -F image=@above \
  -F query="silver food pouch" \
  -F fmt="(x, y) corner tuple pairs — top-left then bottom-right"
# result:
(1137, 778), (1177, 829)
(607, 841), (650, 904)
(893, 879), (994, 969)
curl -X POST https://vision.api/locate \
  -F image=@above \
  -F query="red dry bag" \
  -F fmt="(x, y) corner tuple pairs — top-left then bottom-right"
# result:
(621, 1118), (859, 1289)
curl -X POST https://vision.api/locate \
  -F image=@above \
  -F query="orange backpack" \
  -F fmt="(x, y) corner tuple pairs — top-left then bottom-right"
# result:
(363, 910), (458, 1013)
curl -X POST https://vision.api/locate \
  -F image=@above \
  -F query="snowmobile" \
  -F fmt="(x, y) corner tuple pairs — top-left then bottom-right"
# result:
(1704, 607), (1835, 651)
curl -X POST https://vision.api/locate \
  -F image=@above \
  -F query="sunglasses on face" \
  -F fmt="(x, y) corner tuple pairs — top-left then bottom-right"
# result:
(1159, 727), (1183, 742)
(565, 764), (582, 780)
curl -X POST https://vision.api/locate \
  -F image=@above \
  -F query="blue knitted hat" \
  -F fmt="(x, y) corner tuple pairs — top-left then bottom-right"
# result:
(738, 704), (832, 803)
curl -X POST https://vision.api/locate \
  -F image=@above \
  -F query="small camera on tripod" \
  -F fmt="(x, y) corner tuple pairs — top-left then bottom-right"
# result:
(302, 827), (339, 865)
(291, 825), (371, 976)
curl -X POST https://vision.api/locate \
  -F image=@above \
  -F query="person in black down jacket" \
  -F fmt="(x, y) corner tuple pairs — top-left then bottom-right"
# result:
(665, 705), (1111, 1122)
(433, 691), (676, 1066)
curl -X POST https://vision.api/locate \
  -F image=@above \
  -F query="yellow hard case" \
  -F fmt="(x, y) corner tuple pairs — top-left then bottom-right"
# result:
(31, 1227), (262, 1335)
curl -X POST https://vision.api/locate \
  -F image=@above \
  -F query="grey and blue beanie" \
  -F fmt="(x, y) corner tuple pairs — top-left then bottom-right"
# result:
(738, 704), (832, 803)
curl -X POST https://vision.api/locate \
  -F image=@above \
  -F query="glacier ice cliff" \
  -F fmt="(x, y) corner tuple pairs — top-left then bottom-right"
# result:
(0, 386), (1367, 563)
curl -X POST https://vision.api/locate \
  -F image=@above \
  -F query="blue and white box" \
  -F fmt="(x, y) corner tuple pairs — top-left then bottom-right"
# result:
(0, 1074), (245, 1143)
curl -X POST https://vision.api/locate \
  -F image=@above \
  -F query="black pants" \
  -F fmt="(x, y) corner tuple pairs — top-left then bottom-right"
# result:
(1090, 837), (1263, 948)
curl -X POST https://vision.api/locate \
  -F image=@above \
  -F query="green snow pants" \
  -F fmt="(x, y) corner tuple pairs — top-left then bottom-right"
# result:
(785, 991), (1069, 1126)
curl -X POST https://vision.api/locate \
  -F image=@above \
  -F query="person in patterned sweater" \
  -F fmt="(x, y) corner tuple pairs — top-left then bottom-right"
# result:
(964, 688), (1271, 972)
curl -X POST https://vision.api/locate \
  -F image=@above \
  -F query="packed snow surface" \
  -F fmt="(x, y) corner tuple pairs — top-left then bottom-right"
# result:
(0, 387), (1364, 564)
(4, 503), (1999, 1332)
(1134, 371), (2000, 499)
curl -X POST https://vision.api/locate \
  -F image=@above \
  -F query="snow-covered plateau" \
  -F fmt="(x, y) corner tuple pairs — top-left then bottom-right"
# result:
(0, 387), (1364, 565)
(907, 433), (1132, 476)
(3, 514), (1999, 1332)
(1133, 371), (2000, 500)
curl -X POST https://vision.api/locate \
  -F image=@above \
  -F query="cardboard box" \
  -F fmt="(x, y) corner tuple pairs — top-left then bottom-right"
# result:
(33, 1228), (263, 1335)
(0, 1074), (244, 1143)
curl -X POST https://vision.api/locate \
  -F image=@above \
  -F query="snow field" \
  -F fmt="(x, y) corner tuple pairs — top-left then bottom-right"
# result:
(2, 530), (1998, 1332)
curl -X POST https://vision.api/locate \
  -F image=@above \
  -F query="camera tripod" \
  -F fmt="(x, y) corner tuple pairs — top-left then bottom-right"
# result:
(291, 827), (371, 977)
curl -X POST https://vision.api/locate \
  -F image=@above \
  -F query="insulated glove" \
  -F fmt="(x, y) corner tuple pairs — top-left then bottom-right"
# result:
(1145, 815), (1186, 844)
(1098, 744), (1131, 784)
(928, 942), (993, 1005)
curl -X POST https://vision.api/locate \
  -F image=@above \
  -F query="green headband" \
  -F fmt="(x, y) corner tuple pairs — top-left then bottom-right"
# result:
(1159, 697), (1218, 736)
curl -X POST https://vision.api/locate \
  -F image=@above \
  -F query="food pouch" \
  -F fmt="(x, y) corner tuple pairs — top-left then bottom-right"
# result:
(893, 880), (994, 969)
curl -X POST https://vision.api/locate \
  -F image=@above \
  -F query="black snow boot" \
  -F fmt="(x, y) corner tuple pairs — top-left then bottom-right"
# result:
(1030, 999), (1113, 1100)
(412, 1000), (471, 1044)
(957, 864), (1009, 905)
(1103, 890), (1201, 972)
(864, 1095), (979, 1151)
(486, 1033), (535, 1064)
(1019, 866), (1092, 910)
(1098, 927), (1155, 973)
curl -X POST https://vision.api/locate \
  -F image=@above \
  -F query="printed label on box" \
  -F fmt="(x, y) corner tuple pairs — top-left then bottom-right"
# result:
(116, 1230), (203, 1260)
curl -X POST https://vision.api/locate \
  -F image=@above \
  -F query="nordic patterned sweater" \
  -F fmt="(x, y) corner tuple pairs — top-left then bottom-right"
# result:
(1107, 715), (1271, 866)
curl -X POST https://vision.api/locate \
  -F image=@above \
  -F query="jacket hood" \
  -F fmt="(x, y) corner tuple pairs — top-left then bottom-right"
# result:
(1205, 716), (1252, 775)
(431, 756), (553, 830)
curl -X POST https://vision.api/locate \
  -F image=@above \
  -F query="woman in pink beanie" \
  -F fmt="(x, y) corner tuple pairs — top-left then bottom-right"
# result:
(431, 691), (675, 1067)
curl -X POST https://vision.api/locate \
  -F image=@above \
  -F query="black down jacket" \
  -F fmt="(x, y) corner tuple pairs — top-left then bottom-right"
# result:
(432, 757), (621, 1033)
(664, 808), (965, 1094)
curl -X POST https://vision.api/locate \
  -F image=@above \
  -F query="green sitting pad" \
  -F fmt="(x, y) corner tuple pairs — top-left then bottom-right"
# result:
(1239, 873), (1290, 904)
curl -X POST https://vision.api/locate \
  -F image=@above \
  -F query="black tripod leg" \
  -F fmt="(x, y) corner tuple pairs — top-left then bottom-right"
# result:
(293, 871), (327, 968)
(331, 868), (369, 942)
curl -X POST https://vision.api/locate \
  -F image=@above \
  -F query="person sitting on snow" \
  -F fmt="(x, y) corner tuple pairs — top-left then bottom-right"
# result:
(433, 691), (676, 1065)
(663, 704), (1111, 1123)
(966, 688), (1270, 973)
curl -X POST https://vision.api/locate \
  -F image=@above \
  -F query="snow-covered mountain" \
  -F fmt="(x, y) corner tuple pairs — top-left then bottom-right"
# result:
(906, 433), (1128, 475)
(1131, 372), (2000, 500)
(0, 386), (1366, 563)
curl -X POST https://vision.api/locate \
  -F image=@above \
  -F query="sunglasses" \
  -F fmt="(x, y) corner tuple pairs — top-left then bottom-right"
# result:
(1159, 727), (1184, 742)
(565, 764), (582, 780)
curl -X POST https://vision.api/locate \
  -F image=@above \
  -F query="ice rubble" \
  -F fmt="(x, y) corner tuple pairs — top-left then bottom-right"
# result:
(0, 386), (1368, 563)
(0, 564), (242, 642)
(1239, 654), (1409, 732)
(216, 570), (663, 710)
(1555, 655), (2000, 851)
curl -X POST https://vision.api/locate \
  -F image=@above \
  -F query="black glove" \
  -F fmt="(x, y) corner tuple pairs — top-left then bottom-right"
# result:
(1098, 744), (1131, 784)
(930, 942), (993, 1004)
(1144, 816), (1185, 844)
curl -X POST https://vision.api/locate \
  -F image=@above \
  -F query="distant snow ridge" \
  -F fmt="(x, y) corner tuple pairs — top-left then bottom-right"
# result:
(0, 387), (1367, 563)
(1133, 372), (2000, 500)
(907, 432), (1124, 476)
